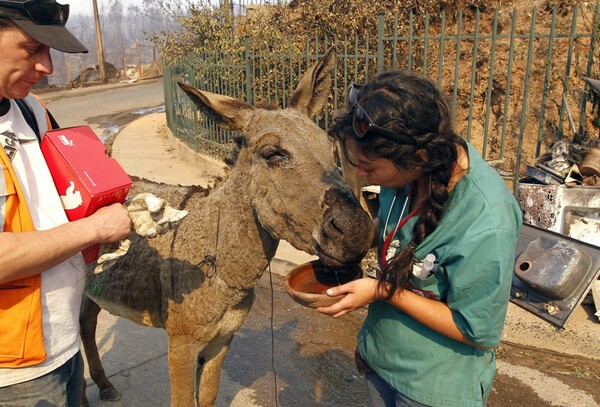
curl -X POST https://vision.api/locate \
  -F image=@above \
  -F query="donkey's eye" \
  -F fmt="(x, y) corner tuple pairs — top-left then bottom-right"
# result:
(257, 145), (290, 168)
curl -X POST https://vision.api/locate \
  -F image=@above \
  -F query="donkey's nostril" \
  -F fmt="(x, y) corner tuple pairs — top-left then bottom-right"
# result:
(328, 217), (344, 234)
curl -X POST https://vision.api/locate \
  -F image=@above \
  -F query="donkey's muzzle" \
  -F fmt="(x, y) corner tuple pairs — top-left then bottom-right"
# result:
(317, 188), (374, 266)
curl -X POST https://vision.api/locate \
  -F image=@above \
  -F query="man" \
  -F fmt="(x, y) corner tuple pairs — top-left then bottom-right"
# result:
(0, 1), (132, 405)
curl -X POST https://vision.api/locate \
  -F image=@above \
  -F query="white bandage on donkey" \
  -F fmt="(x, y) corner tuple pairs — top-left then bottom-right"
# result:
(127, 193), (189, 238)
(94, 193), (189, 273)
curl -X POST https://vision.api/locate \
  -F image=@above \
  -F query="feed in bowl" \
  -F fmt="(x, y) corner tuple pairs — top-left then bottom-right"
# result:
(286, 260), (363, 308)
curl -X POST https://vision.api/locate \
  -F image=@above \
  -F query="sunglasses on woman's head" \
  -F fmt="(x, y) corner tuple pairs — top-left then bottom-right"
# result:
(352, 103), (417, 146)
(0, 0), (69, 25)
(345, 82), (363, 113)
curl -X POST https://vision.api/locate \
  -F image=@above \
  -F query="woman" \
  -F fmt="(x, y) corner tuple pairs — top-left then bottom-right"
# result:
(320, 71), (522, 407)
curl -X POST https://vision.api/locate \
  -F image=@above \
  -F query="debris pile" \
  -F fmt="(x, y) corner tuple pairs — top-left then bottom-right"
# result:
(527, 137), (600, 187)
(515, 78), (600, 326)
(71, 62), (120, 87)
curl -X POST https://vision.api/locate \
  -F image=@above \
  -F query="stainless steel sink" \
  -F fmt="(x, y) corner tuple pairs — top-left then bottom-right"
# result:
(515, 237), (592, 300)
(511, 224), (600, 328)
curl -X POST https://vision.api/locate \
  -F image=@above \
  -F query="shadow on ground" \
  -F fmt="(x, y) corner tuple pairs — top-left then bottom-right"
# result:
(84, 272), (367, 407)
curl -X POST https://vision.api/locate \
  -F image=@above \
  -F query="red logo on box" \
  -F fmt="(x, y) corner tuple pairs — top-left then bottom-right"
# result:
(41, 126), (132, 263)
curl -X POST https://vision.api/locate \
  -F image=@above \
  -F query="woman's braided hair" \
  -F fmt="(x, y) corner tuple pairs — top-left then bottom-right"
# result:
(329, 70), (467, 298)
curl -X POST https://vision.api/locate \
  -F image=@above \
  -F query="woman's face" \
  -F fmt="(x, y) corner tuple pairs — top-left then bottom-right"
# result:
(348, 140), (420, 189)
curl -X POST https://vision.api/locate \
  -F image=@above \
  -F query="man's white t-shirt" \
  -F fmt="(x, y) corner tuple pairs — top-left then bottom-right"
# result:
(0, 98), (85, 387)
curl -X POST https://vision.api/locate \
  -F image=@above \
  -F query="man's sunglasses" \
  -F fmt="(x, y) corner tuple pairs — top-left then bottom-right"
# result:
(0, 0), (69, 26)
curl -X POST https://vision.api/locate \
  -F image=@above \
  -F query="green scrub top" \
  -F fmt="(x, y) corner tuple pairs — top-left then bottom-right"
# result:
(357, 142), (522, 407)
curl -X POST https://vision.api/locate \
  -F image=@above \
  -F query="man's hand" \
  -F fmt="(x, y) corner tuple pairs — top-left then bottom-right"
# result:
(93, 193), (188, 273)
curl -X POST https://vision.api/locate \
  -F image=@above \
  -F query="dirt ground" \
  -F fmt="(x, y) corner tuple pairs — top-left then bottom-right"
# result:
(492, 341), (600, 406)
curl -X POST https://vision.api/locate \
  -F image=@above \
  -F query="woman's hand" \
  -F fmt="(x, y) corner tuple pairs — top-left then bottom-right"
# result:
(317, 277), (382, 318)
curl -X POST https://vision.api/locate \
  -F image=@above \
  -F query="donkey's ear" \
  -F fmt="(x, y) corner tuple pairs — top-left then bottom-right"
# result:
(178, 82), (254, 131)
(287, 47), (336, 119)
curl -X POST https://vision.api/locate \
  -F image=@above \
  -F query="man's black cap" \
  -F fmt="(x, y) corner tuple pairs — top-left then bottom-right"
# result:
(0, 1), (88, 53)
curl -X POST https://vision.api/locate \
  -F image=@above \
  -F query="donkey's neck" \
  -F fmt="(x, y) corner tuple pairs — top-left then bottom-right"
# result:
(182, 173), (279, 291)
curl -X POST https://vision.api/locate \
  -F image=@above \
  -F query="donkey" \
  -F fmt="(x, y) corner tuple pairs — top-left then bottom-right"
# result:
(80, 49), (374, 407)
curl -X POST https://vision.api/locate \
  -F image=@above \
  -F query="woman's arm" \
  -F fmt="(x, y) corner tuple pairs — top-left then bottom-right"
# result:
(317, 278), (485, 348)
(384, 287), (485, 348)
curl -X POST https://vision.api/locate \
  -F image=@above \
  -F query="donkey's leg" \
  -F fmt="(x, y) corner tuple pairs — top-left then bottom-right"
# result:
(167, 335), (203, 407)
(79, 295), (121, 402)
(197, 337), (234, 407)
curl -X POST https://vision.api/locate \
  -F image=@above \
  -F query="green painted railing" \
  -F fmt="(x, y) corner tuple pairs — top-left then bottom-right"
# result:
(164, 5), (600, 191)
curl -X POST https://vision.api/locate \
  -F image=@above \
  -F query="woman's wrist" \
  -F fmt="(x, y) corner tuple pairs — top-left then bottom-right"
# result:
(375, 281), (392, 301)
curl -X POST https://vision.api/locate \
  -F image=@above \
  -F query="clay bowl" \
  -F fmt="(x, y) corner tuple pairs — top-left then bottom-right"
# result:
(286, 260), (363, 308)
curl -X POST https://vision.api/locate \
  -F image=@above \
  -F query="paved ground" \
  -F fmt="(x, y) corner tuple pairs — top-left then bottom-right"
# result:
(82, 111), (600, 406)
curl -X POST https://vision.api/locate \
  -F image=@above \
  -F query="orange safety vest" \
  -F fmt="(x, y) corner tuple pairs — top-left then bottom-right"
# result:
(0, 96), (53, 367)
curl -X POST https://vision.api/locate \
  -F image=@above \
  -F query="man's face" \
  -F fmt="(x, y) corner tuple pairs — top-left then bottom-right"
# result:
(0, 23), (53, 99)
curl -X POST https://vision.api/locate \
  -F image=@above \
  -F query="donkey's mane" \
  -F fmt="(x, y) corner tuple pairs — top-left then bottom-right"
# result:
(255, 100), (280, 110)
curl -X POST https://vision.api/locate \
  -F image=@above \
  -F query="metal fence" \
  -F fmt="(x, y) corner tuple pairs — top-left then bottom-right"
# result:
(164, 4), (600, 190)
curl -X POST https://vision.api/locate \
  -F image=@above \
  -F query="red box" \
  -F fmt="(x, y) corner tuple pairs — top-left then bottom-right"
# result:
(41, 126), (132, 263)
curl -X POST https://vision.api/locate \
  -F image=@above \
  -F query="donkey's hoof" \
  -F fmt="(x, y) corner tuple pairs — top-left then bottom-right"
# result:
(99, 386), (121, 401)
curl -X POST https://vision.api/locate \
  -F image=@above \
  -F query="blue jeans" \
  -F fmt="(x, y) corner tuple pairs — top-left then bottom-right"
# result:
(0, 351), (84, 407)
(365, 371), (488, 407)
(366, 371), (430, 407)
